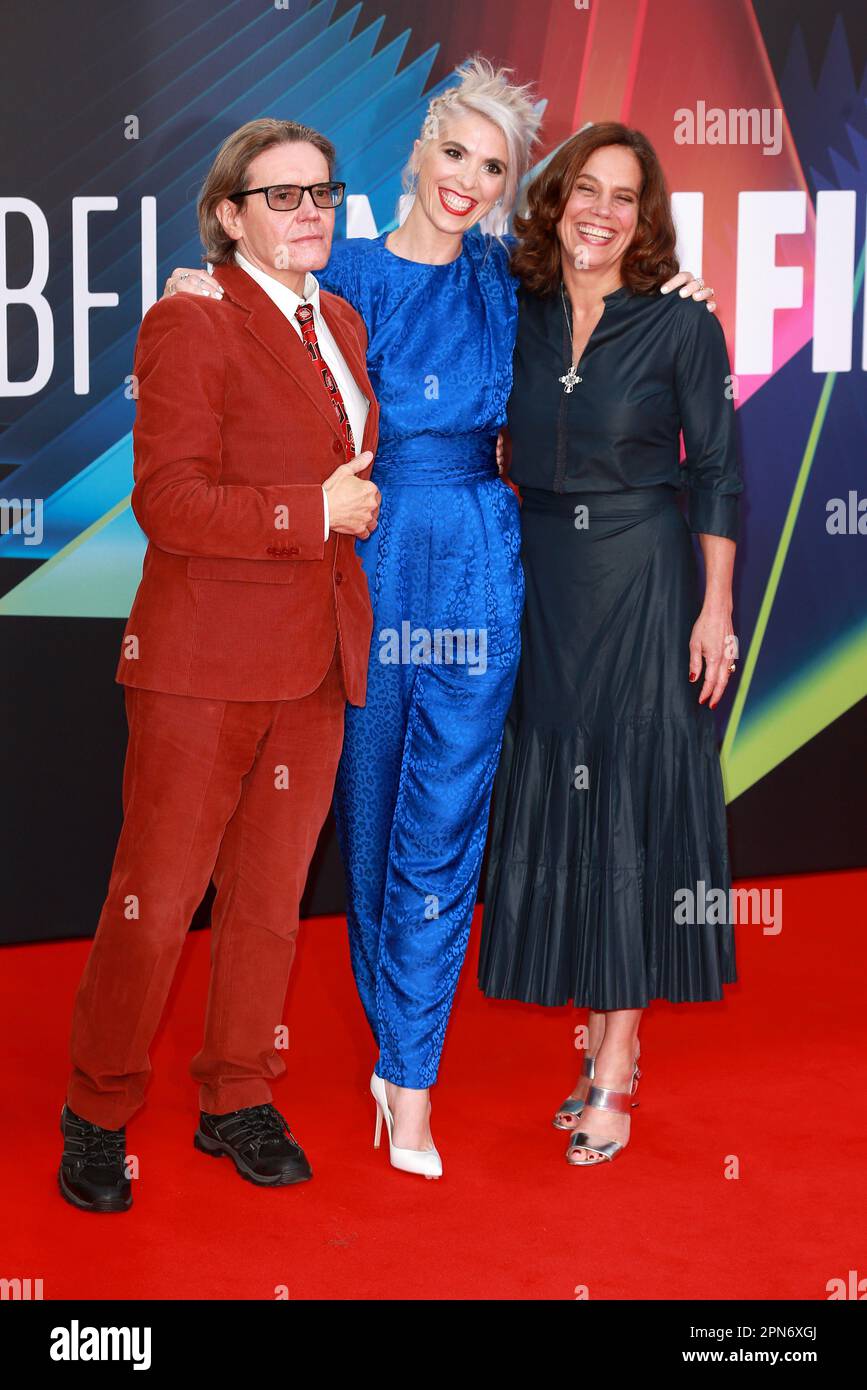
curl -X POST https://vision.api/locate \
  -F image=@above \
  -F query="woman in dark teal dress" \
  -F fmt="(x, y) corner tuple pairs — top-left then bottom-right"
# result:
(479, 123), (742, 1166)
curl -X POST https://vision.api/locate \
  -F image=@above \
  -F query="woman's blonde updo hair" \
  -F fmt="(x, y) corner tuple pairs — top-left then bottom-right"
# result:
(402, 55), (542, 236)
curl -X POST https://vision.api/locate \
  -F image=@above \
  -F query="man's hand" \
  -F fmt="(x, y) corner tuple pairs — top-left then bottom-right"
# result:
(324, 452), (380, 539)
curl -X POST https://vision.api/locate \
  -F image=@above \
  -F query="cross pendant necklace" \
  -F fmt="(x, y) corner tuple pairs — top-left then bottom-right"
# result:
(559, 281), (582, 393)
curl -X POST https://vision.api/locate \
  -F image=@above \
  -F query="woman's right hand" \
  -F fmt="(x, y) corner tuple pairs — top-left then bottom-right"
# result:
(163, 268), (224, 300)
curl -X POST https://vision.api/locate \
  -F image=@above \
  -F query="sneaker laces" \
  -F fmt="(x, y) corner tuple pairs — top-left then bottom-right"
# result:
(66, 1116), (126, 1170)
(211, 1104), (295, 1156)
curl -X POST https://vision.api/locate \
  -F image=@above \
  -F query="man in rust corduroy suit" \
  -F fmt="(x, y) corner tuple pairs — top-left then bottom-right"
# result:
(59, 118), (380, 1211)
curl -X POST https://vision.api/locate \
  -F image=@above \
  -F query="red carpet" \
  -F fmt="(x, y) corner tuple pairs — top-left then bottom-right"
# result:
(2, 869), (865, 1301)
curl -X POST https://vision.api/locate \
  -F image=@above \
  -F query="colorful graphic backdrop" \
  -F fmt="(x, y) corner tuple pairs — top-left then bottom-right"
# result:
(1, 0), (864, 942)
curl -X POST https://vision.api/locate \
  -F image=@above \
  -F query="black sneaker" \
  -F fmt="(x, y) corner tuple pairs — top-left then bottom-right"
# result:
(58, 1104), (133, 1212)
(194, 1103), (312, 1186)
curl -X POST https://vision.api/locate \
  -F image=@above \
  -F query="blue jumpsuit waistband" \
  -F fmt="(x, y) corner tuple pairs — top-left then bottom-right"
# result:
(372, 433), (499, 485)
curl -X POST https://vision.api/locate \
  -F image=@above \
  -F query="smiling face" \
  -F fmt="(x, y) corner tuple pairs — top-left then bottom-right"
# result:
(557, 143), (642, 276)
(411, 110), (509, 238)
(216, 140), (334, 284)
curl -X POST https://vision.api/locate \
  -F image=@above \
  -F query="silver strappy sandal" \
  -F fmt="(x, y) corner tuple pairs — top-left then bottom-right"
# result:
(554, 1043), (642, 1131)
(552, 1053), (596, 1130)
(565, 1068), (641, 1166)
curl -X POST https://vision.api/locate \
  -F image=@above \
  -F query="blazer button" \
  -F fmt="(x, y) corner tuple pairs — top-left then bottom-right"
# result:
(332, 439), (342, 454)
(288, 545), (299, 556)
(335, 571), (343, 586)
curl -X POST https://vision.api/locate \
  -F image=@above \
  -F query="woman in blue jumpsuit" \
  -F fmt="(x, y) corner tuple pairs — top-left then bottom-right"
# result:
(319, 224), (523, 1098)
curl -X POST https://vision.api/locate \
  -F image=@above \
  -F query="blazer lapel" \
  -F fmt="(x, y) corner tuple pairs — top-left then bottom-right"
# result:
(211, 263), (337, 437)
(212, 260), (378, 458)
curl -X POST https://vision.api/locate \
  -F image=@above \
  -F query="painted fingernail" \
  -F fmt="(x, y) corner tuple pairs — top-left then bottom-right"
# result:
(689, 673), (697, 682)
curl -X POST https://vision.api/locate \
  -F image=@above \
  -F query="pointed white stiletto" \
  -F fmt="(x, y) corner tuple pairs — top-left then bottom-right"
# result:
(370, 1071), (442, 1179)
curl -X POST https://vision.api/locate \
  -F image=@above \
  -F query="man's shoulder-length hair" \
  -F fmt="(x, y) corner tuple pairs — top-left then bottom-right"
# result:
(510, 122), (679, 297)
(197, 118), (336, 267)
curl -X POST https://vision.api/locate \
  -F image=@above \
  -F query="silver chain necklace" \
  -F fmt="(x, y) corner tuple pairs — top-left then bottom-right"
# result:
(559, 281), (582, 393)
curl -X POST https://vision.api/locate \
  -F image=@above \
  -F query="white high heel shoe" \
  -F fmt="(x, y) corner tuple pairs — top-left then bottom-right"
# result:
(370, 1072), (442, 1179)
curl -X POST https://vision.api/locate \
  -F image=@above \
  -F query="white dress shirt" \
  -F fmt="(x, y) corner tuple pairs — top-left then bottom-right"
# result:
(234, 249), (370, 540)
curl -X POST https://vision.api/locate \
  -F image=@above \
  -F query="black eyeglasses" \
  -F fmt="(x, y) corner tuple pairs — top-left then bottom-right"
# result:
(228, 182), (346, 211)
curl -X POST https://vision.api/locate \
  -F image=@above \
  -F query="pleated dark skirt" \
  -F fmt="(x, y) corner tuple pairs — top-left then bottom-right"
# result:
(478, 485), (737, 1010)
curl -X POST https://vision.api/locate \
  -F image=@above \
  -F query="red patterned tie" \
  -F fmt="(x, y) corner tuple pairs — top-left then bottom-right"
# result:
(294, 302), (356, 460)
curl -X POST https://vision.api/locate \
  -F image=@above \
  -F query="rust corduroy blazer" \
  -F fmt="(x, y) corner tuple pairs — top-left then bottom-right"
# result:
(116, 258), (379, 705)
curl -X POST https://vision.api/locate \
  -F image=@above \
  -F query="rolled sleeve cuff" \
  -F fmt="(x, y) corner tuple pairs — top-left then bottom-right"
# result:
(688, 488), (740, 542)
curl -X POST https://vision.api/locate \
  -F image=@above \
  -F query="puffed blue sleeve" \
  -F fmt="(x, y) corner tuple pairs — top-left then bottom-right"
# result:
(674, 300), (743, 542)
(318, 237), (363, 314)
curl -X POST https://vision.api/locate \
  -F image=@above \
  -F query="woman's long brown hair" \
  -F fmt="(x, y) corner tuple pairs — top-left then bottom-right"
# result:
(510, 122), (679, 295)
